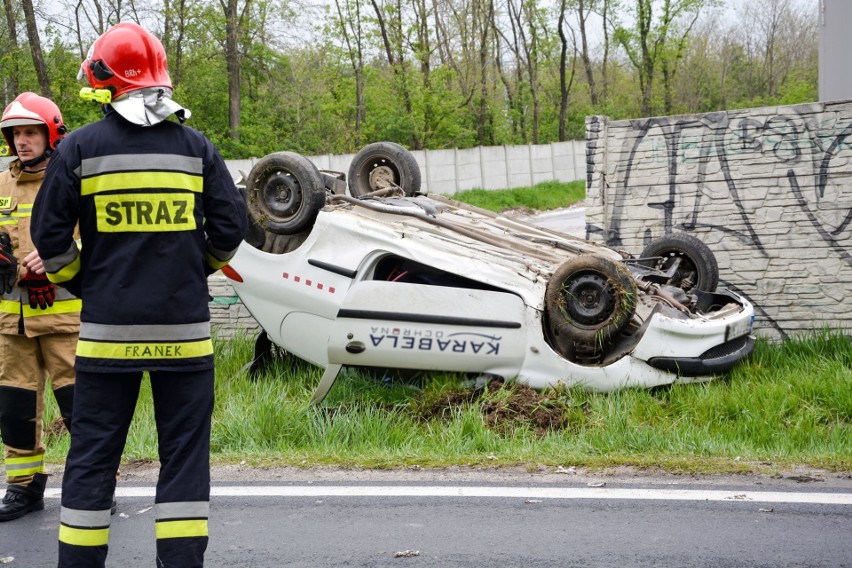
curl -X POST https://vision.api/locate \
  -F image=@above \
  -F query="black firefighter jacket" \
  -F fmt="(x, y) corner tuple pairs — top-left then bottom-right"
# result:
(31, 109), (247, 373)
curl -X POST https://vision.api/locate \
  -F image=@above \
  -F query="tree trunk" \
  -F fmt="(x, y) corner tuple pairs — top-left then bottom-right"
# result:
(412, 0), (433, 146)
(577, 0), (597, 106)
(476, 0), (492, 145)
(369, 0), (420, 149)
(21, 0), (51, 98)
(220, 0), (243, 141)
(601, 0), (610, 100)
(334, 0), (365, 143)
(519, 0), (541, 143)
(504, 0), (528, 140)
(73, 0), (106, 59)
(163, 0), (189, 87)
(558, 0), (577, 141)
(637, 0), (654, 116)
(2, 0), (19, 97)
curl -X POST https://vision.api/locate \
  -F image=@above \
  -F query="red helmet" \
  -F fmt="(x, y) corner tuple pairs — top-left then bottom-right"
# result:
(0, 92), (67, 156)
(79, 22), (172, 99)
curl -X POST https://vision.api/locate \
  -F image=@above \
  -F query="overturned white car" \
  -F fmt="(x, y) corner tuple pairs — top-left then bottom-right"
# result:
(223, 142), (755, 403)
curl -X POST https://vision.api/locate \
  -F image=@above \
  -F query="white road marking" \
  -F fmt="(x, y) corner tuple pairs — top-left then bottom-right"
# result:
(42, 486), (852, 505)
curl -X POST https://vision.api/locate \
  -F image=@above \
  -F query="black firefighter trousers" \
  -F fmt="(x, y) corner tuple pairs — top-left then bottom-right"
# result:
(57, 368), (214, 568)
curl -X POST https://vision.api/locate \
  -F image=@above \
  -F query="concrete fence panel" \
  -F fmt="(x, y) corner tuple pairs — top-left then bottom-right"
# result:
(455, 147), (484, 191)
(478, 146), (510, 190)
(419, 148), (456, 193)
(552, 142), (581, 182)
(504, 145), (534, 189)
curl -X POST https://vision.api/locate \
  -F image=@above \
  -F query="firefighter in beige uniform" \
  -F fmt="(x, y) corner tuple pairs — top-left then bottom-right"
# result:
(0, 92), (80, 522)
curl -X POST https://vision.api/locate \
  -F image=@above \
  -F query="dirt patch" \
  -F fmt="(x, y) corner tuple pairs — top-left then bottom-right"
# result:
(480, 379), (572, 435)
(416, 389), (478, 421)
(415, 378), (576, 436)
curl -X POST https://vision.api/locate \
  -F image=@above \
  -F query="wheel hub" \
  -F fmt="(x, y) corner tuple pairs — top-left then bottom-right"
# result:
(369, 165), (396, 190)
(264, 172), (301, 218)
(563, 273), (616, 326)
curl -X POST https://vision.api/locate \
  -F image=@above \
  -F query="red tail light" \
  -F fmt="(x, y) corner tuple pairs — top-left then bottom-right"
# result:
(221, 264), (243, 282)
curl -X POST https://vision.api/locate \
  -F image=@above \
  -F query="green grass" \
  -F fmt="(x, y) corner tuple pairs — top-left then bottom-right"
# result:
(448, 180), (585, 213)
(43, 330), (852, 473)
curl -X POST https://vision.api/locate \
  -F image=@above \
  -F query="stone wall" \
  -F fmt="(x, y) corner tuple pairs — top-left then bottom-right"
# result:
(208, 275), (259, 337)
(585, 101), (852, 339)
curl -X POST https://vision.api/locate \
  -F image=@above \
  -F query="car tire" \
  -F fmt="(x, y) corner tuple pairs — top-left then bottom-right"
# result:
(246, 152), (327, 235)
(545, 255), (638, 348)
(348, 142), (421, 197)
(238, 183), (271, 250)
(639, 233), (719, 293)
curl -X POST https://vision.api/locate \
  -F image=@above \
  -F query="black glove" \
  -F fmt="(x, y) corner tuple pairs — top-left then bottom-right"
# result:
(22, 272), (55, 309)
(0, 233), (16, 295)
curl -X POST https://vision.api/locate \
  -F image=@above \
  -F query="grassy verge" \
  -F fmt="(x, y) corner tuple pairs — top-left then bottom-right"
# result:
(448, 180), (584, 213)
(44, 330), (851, 473)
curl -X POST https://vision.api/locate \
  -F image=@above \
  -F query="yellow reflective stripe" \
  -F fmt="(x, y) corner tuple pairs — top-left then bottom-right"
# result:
(81, 172), (203, 196)
(0, 217), (16, 226)
(6, 455), (43, 466)
(47, 255), (82, 284)
(16, 204), (31, 217)
(206, 253), (230, 270)
(0, 298), (20, 314)
(6, 455), (45, 476)
(76, 339), (213, 360)
(59, 525), (110, 547)
(93, 193), (196, 233)
(155, 519), (208, 540)
(22, 299), (82, 318)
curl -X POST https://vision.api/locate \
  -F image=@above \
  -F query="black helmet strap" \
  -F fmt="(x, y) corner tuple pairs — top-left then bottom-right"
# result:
(20, 148), (53, 169)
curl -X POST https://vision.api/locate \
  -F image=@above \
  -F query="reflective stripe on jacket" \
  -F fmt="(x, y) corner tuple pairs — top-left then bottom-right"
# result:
(31, 110), (246, 372)
(0, 161), (81, 337)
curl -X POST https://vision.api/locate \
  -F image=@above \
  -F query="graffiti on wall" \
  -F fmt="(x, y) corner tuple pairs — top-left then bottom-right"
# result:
(587, 105), (852, 338)
(589, 109), (852, 263)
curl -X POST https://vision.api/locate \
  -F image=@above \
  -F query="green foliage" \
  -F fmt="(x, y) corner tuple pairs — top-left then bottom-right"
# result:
(0, 0), (819, 159)
(777, 74), (819, 106)
(450, 180), (585, 213)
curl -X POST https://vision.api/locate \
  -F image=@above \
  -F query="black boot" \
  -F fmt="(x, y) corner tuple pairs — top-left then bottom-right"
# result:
(0, 473), (47, 522)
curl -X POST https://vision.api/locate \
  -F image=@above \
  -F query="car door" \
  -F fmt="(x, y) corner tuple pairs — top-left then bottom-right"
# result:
(327, 281), (527, 377)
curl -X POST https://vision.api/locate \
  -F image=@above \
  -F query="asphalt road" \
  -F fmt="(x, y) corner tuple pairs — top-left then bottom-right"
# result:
(3, 473), (850, 568)
(520, 205), (586, 237)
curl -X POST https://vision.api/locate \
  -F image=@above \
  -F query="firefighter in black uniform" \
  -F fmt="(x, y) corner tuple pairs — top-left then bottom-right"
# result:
(31, 22), (246, 568)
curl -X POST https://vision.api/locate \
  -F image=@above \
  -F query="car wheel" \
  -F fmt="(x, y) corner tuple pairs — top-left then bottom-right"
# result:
(639, 233), (719, 293)
(348, 142), (421, 197)
(545, 255), (638, 348)
(246, 152), (327, 235)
